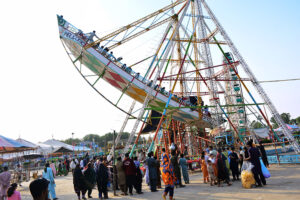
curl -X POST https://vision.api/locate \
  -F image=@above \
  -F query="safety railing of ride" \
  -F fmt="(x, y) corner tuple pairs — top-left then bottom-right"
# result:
(60, 16), (211, 119)
(268, 154), (300, 164)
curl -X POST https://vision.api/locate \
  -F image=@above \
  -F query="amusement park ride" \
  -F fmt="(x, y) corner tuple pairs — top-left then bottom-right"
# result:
(57, 0), (300, 158)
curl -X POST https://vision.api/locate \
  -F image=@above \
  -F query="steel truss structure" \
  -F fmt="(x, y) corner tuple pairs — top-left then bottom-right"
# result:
(59, 0), (300, 155)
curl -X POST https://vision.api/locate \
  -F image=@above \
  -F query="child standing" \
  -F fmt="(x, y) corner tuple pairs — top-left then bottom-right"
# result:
(201, 155), (209, 183)
(207, 160), (216, 186)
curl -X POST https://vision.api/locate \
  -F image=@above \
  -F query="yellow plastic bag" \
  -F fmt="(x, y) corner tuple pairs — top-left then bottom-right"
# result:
(241, 170), (256, 189)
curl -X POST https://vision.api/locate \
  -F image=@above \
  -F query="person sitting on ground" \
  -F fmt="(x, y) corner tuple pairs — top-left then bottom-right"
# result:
(29, 178), (49, 200)
(7, 183), (21, 200)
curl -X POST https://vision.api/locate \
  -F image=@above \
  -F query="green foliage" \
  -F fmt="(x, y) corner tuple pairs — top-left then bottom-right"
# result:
(61, 132), (132, 148)
(295, 116), (300, 125)
(270, 112), (296, 128)
(280, 113), (291, 124)
(270, 116), (278, 128)
(260, 138), (272, 144)
(250, 120), (264, 129)
(62, 138), (82, 145)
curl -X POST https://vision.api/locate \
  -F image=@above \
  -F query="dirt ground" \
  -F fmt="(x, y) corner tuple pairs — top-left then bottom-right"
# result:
(18, 164), (300, 200)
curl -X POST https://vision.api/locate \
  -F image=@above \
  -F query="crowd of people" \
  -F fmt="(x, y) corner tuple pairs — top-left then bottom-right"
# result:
(0, 140), (269, 200)
(199, 140), (269, 188)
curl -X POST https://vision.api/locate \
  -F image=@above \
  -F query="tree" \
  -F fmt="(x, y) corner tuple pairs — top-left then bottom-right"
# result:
(270, 112), (292, 128)
(290, 119), (297, 125)
(83, 134), (102, 145)
(295, 116), (300, 125)
(250, 120), (264, 129)
(61, 138), (81, 145)
(270, 117), (279, 129)
(280, 113), (291, 124)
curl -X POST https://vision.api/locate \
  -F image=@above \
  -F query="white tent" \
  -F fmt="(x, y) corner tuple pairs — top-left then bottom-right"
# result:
(42, 139), (73, 150)
(35, 143), (53, 155)
(16, 138), (37, 148)
(252, 128), (269, 138)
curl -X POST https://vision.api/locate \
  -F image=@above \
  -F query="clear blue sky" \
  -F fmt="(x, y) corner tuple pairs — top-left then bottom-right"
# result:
(0, 0), (299, 142)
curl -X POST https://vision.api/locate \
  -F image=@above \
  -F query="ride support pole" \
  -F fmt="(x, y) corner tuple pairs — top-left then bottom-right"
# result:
(199, 135), (202, 153)
(130, 110), (150, 158)
(172, 120), (177, 146)
(148, 94), (173, 153)
(179, 123), (184, 153)
(211, 35), (280, 164)
(163, 130), (169, 155)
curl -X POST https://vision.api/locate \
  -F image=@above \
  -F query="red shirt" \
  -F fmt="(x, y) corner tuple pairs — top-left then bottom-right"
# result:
(123, 158), (136, 176)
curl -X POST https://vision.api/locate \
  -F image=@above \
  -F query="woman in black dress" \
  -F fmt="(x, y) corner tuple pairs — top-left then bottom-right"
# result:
(73, 164), (87, 200)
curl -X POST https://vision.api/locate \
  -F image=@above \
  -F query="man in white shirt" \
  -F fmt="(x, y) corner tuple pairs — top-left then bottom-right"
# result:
(87, 30), (97, 43)
(80, 159), (85, 169)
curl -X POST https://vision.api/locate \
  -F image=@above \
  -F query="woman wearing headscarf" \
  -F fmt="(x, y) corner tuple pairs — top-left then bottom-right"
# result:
(73, 164), (87, 200)
(42, 163), (58, 200)
(133, 157), (143, 194)
(216, 149), (231, 187)
(84, 163), (96, 198)
(7, 183), (21, 200)
(229, 147), (240, 181)
(170, 150), (184, 188)
(96, 157), (109, 199)
(161, 148), (176, 200)
(245, 140), (266, 187)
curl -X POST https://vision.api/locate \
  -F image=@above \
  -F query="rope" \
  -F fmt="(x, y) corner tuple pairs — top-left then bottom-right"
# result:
(259, 78), (300, 83)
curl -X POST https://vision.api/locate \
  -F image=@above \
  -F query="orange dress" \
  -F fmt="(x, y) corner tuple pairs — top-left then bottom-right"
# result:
(201, 160), (209, 180)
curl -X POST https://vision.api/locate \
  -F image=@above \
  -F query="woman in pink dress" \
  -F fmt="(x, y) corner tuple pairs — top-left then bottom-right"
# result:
(50, 162), (56, 177)
(7, 183), (21, 200)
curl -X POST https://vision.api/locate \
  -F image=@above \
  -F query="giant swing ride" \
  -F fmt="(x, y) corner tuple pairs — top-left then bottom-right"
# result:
(57, 0), (300, 158)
